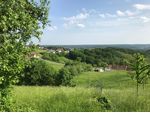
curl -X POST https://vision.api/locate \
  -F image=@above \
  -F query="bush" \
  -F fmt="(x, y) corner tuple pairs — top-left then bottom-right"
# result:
(18, 59), (57, 86)
(18, 59), (92, 86)
(41, 52), (60, 62)
(56, 61), (92, 86)
(97, 96), (112, 111)
(55, 67), (73, 86)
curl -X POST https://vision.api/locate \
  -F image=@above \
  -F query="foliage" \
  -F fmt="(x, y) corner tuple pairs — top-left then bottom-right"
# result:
(9, 71), (150, 111)
(66, 48), (141, 66)
(41, 52), (60, 62)
(0, 0), (49, 111)
(97, 96), (112, 111)
(17, 59), (91, 86)
(56, 61), (92, 86)
(18, 59), (57, 86)
(129, 53), (150, 96)
(56, 67), (73, 86)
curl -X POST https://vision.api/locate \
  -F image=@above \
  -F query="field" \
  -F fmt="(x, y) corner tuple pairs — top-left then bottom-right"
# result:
(45, 60), (64, 71)
(73, 71), (135, 88)
(11, 71), (150, 112)
(12, 86), (102, 112)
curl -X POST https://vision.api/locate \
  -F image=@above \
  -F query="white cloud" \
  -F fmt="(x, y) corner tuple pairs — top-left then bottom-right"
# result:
(140, 16), (150, 23)
(47, 26), (58, 31)
(99, 14), (105, 18)
(63, 13), (89, 22)
(125, 10), (135, 16)
(76, 13), (89, 20)
(133, 4), (150, 10)
(99, 13), (117, 18)
(76, 24), (85, 28)
(116, 10), (126, 16)
(63, 12), (89, 28)
(116, 10), (136, 17)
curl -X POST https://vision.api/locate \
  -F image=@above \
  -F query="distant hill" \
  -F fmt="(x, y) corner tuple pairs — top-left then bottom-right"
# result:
(41, 44), (150, 50)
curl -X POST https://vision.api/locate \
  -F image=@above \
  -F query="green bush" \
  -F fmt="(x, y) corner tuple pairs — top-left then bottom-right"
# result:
(56, 67), (73, 86)
(18, 59), (57, 86)
(56, 61), (92, 86)
(18, 59), (92, 86)
(41, 52), (60, 62)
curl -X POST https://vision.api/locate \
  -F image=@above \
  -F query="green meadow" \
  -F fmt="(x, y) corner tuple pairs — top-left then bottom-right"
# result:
(11, 71), (150, 112)
(45, 60), (64, 71)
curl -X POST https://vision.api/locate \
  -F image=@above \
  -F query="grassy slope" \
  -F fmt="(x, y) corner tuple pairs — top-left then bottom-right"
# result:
(73, 71), (136, 89)
(45, 60), (64, 71)
(12, 70), (150, 112)
(73, 71), (150, 112)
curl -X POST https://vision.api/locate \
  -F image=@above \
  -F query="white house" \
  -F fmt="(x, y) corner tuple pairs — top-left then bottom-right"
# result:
(94, 67), (104, 72)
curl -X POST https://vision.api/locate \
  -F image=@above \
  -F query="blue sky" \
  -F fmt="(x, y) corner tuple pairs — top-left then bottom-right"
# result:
(36, 0), (150, 45)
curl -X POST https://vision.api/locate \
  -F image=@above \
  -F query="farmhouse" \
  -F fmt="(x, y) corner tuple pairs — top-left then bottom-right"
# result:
(94, 67), (105, 72)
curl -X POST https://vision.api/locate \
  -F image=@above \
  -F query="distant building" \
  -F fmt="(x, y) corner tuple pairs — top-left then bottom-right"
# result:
(94, 67), (104, 72)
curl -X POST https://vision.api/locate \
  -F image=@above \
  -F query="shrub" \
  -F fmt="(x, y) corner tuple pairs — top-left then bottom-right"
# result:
(41, 52), (60, 62)
(18, 59), (57, 86)
(97, 96), (112, 111)
(56, 61), (92, 86)
(55, 67), (73, 86)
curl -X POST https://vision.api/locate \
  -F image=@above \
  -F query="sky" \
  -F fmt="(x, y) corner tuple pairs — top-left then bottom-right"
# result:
(36, 0), (150, 45)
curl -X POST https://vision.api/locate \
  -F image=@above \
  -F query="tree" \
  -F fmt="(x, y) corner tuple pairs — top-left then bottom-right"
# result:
(130, 53), (150, 96)
(19, 59), (57, 86)
(56, 67), (73, 86)
(100, 62), (108, 71)
(0, 0), (49, 111)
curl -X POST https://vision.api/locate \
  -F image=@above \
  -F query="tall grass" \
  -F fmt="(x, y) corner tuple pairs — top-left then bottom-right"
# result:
(11, 86), (103, 112)
(9, 71), (150, 112)
(103, 87), (150, 112)
(73, 71), (150, 112)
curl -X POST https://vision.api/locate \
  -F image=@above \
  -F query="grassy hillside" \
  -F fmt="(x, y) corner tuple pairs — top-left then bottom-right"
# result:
(45, 60), (64, 71)
(73, 71), (150, 111)
(73, 71), (136, 89)
(11, 71), (150, 112)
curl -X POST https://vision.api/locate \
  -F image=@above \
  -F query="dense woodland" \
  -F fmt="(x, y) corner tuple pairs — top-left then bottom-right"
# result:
(66, 48), (150, 66)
